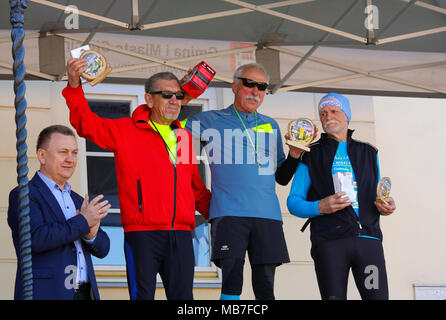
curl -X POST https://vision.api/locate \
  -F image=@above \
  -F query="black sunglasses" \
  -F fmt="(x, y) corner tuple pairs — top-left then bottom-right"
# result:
(149, 90), (185, 100)
(236, 77), (268, 91)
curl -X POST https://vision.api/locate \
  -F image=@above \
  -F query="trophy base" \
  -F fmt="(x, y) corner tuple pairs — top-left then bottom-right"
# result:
(89, 67), (112, 86)
(286, 139), (310, 152)
(376, 197), (389, 205)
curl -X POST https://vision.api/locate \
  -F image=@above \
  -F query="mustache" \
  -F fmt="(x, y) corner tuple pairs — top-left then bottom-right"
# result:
(246, 95), (260, 103)
(324, 120), (339, 126)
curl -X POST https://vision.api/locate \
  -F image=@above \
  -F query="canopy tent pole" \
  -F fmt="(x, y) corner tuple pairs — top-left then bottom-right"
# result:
(0, 61), (56, 80)
(29, 0), (315, 34)
(29, 0), (129, 28)
(270, 0), (361, 94)
(273, 60), (446, 93)
(401, 0), (446, 15)
(374, 0), (417, 41)
(269, 45), (446, 94)
(140, 0), (313, 31)
(9, 0), (33, 300)
(365, 0), (375, 43)
(82, 0), (118, 46)
(131, 0), (139, 29)
(224, 0), (367, 43)
(377, 25), (446, 45)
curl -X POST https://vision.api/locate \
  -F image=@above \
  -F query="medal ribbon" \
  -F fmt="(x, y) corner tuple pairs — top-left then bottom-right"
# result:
(232, 105), (260, 166)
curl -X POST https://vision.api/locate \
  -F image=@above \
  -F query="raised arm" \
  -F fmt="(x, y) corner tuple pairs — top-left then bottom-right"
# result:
(62, 59), (121, 152)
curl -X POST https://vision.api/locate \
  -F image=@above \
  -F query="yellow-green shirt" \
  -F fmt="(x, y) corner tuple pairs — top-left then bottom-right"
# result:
(148, 121), (178, 164)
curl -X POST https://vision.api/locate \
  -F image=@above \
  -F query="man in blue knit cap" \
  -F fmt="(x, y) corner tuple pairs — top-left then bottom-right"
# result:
(318, 92), (351, 122)
(287, 92), (396, 300)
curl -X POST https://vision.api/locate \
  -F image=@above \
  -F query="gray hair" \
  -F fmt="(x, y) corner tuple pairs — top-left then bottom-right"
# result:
(233, 63), (270, 83)
(144, 72), (181, 93)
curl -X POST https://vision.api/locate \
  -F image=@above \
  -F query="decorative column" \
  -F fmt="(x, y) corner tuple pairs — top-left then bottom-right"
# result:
(10, 0), (32, 300)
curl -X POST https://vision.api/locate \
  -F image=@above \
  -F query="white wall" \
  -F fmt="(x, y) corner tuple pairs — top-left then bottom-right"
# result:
(374, 96), (446, 299)
(0, 80), (74, 299)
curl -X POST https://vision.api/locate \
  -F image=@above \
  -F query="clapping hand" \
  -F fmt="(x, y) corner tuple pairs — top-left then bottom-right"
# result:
(77, 194), (110, 239)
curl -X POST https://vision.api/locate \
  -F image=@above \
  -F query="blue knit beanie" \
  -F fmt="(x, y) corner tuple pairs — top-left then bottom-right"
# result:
(318, 93), (351, 123)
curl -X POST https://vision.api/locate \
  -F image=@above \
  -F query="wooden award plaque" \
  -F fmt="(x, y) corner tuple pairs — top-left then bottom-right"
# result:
(79, 50), (112, 86)
(376, 177), (391, 204)
(286, 118), (315, 152)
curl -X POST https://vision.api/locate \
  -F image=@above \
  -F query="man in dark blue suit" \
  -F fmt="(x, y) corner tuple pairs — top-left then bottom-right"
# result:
(8, 125), (111, 300)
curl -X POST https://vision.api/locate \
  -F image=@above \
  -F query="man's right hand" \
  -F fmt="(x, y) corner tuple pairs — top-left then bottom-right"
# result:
(318, 192), (351, 214)
(66, 58), (87, 88)
(79, 194), (110, 227)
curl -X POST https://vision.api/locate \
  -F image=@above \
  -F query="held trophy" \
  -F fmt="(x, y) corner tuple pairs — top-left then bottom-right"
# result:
(181, 61), (216, 98)
(376, 177), (392, 205)
(71, 45), (112, 86)
(285, 118), (315, 152)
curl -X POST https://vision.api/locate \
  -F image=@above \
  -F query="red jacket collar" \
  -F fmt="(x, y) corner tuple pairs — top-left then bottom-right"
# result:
(132, 104), (182, 129)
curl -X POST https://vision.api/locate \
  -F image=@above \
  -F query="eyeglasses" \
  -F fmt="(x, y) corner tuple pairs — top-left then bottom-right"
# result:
(236, 77), (268, 91)
(149, 90), (185, 100)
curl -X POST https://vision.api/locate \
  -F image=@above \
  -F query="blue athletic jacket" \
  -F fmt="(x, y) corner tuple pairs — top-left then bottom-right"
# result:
(185, 105), (298, 222)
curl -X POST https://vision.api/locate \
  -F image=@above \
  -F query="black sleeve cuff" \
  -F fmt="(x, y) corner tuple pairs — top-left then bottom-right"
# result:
(275, 153), (301, 186)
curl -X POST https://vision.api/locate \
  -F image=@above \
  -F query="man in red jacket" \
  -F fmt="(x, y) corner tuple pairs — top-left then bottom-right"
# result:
(63, 59), (211, 300)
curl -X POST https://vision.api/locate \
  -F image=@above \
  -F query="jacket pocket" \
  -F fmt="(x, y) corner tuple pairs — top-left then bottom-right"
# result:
(137, 179), (143, 213)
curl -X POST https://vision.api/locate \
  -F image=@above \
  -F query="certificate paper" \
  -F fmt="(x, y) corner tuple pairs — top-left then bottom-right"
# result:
(333, 172), (357, 204)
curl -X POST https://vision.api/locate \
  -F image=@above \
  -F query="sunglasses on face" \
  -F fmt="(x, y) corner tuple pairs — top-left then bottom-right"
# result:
(236, 77), (268, 91)
(149, 90), (185, 100)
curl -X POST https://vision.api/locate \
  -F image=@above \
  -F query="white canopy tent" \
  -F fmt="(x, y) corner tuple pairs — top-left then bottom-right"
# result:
(1, 0), (446, 97)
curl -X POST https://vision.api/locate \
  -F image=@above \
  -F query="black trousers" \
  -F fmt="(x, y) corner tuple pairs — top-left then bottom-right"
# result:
(124, 230), (195, 300)
(211, 217), (290, 300)
(311, 236), (389, 300)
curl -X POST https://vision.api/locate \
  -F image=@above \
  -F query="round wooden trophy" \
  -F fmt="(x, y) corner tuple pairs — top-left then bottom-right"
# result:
(376, 177), (391, 204)
(79, 50), (112, 86)
(286, 118), (315, 152)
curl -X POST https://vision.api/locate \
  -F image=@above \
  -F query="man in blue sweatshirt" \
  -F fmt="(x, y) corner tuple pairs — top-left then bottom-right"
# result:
(185, 63), (303, 300)
(287, 93), (396, 300)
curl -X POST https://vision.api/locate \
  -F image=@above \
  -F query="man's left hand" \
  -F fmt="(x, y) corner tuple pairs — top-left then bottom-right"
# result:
(84, 221), (100, 240)
(375, 197), (396, 216)
(76, 208), (100, 240)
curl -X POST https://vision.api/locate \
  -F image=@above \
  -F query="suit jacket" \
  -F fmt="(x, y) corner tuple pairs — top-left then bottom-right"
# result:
(8, 172), (110, 300)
